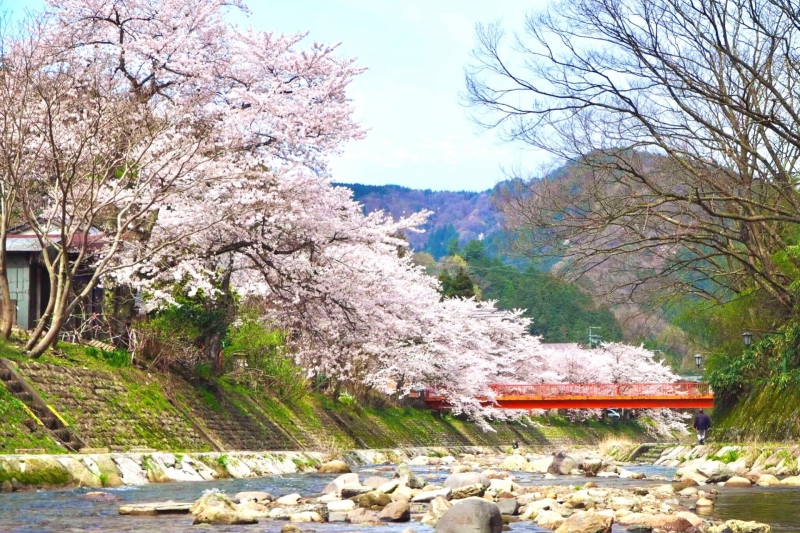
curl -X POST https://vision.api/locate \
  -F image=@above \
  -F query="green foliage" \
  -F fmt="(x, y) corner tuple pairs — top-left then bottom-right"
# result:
(217, 454), (230, 469)
(197, 386), (221, 411)
(85, 346), (130, 368)
(712, 449), (742, 464)
(451, 241), (623, 343)
(708, 323), (800, 404)
(338, 393), (355, 406)
(439, 267), (476, 299)
(423, 223), (460, 260)
(223, 314), (307, 402)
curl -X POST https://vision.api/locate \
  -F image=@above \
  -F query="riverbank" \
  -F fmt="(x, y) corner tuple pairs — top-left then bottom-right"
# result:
(0, 344), (654, 456)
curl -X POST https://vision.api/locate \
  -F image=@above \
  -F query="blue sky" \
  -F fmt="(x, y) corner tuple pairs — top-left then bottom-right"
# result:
(2, 0), (550, 191)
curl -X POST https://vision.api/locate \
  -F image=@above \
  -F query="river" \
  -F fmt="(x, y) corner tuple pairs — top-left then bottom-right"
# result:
(0, 464), (796, 532)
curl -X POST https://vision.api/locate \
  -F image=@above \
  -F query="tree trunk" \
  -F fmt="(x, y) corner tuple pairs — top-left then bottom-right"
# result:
(28, 310), (66, 358)
(0, 251), (13, 340)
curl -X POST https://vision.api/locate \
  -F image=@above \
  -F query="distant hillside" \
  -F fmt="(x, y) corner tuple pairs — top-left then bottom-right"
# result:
(337, 183), (503, 256)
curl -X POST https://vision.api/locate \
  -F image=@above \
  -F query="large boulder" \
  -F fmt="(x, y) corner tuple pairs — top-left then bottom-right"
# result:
(535, 510), (566, 529)
(725, 476), (752, 487)
(318, 460), (351, 474)
(618, 513), (694, 532)
(444, 472), (490, 490)
(322, 473), (359, 494)
(528, 456), (554, 473)
(191, 492), (257, 525)
(435, 499), (502, 533)
(697, 461), (734, 483)
(707, 520), (771, 533)
(582, 459), (604, 476)
(395, 463), (426, 489)
(356, 491), (392, 508)
(421, 496), (452, 526)
(379, 500), (411, 522)
(496, 498), (519, 516)
(412, 487), (451, 502)
(450, 483), (487, 499)
(548, 452), (577, 476)
(757, 474), (781, 487)
(780, 475), (800, 486)
(554, 511), (613, 533)
(500, 455), (528, 471)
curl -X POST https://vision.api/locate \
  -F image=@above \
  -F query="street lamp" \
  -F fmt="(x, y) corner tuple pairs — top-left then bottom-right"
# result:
(742, 331), (753, 347)
(694, 353), (703, 369)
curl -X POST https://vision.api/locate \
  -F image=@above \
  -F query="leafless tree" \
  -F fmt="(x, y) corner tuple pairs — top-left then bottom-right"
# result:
(466, 0), (800, 315)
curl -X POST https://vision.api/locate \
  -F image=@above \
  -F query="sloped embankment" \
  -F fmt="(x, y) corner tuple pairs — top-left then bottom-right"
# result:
(0, 345), (649, 454)
(711, 383), (800, 442)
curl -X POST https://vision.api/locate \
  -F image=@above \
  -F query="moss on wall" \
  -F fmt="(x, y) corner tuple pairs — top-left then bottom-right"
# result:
(0, 342), (652, 453)
(713, 382), (800, 442)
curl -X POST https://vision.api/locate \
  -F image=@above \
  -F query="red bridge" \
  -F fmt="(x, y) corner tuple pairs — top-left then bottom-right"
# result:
(422, 382), (713, 410)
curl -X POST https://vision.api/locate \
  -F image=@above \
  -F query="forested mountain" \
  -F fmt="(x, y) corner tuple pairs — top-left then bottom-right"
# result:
(338, 183), (502, 256)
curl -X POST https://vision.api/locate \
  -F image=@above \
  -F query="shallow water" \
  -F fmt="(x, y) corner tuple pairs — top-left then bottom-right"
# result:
(0, 463), (793, 533)
(708, 485), (800, 533)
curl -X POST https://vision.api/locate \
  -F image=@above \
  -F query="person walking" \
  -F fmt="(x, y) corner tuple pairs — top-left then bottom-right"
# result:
(693, 409), (711, 444)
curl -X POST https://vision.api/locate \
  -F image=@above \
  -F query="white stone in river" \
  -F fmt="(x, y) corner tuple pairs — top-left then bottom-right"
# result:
(276, 493), (302, 505)
(327, 499), (356, 512)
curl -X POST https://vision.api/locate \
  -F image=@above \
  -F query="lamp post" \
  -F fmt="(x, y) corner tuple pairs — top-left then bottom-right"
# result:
(694, 353), (703, 370)
(742, 331), (753, 347)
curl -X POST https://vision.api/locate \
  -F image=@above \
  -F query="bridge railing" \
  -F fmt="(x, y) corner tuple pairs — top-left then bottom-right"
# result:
(488, 382), (711, 397)
(422, 382), (711, 402)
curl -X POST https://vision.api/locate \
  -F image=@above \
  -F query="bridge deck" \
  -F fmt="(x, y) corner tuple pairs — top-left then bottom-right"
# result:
(422, 382), (714, 410)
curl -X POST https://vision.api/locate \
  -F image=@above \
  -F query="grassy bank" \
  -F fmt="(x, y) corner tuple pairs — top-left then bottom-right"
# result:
(0, 341), (654, 453)
(712, 382), (800, 442)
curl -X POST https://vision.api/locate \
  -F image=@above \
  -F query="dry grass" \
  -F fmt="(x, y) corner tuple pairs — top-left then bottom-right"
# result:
(598, 436), (638, 457)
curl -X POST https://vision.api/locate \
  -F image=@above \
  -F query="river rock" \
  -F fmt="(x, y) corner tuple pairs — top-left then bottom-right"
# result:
(496, 498), (518, 515)
(395, 464), (426, 489)
(554, 511), (612, 533)
(548, 452), (577, 475)
(435, 498), (502, 533)
(756, 474), (781, 487)
(487, 478), (513, 494)
(451, 483), (487, 499)
(235, 491), (273, 503)
(421, 496), (452, 526)
(610, 496), (637, 510)
(191, 492), (257, 525)
(500, 454), (528, 471)
(290, 511), (323, 523)
(708, 520), (771, 533)
(280, 525), (303, 533)
(696, 497), (714, 507)
(412, 487), (451, 502)
(780, 475), (800, 486)
(363, 476), (391, 489)
(618, 513), (694, 532)
(341, 484), (373, 498)
(725, 476), (752, 487)
(444, 472), (490, 490)
(675, 512), (703, 527)
(318, 460), (351, 474)
(322, 473), (359, 495)
(327, 499), (356, 512)
(113, 456), (149, 486)
(82, 491), (123, 502)
(528, 456), (554, 473)
(119, 501), (193, 515)
(582, 459), (604, 476)
(409, 456), (429, 466)
(378, 479), (400, 494)
(536, 509), (566, 529)
(276, 493), (302, 505)
(356, 490), (392, 508)
(347, 507), (382, 524)
(379, 500), (411, 521)
(698, 461), (734, 483)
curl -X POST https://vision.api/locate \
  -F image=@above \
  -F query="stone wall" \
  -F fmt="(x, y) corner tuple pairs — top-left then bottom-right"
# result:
(3, 358), (653, 455)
